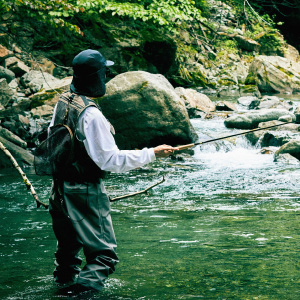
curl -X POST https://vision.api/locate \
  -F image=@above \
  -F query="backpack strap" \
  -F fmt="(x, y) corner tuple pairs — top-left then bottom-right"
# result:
(63, 93), (75, 124)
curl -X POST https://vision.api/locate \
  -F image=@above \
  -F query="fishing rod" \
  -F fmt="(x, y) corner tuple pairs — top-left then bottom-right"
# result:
(177, 120), (297, 151)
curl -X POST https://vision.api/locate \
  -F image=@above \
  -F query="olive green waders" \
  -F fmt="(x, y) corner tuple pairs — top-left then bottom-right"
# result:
(49, 179), (118, 291)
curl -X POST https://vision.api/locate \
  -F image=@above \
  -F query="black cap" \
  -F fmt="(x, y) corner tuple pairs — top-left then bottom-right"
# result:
(70, 49), (114, 97)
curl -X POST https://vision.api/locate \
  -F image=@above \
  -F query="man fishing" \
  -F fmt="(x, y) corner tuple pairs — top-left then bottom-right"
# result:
(48, 49), (178, 297)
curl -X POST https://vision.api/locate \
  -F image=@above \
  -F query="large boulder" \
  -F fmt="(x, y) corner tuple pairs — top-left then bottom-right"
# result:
(97, 71), (198, 149)
(247, 55), (300, 94)
(224, 109), (295, 129)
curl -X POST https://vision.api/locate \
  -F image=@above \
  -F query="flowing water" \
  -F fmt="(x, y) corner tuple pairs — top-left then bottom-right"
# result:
(1, 115), (300, 299)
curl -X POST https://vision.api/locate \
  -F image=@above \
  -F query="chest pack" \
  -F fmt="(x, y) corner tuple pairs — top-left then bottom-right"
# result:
(34, 92), (106, 182)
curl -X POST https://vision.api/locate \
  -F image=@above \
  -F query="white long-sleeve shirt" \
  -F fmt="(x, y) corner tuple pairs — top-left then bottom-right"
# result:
(50, 105), (156, 173)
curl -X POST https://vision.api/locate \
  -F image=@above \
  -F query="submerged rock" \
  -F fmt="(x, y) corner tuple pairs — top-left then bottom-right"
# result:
(97, 71), (198, 149)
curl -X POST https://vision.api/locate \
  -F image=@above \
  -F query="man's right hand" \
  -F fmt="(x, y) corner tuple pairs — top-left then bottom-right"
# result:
(153, 144), (179, 158)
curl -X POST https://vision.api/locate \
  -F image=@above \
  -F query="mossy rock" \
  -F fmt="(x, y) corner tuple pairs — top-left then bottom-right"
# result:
(256, 30), (285, 56)
(217, 78), (236, 86)
(245, 72), (259, 85)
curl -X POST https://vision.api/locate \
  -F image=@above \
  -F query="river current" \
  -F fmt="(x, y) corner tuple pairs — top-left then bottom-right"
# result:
(0, 103), (300, 299)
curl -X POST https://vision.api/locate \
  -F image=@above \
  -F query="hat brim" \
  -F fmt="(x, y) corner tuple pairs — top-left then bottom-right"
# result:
(105, 60), (114, 67)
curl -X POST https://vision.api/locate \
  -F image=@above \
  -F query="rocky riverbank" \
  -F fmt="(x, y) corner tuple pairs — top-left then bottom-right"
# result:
(1, 41), (300, 169)
(1, 0), (300, 168)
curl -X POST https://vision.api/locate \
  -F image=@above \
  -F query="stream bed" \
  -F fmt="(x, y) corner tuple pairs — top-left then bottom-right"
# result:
(0, 116), (300, 299)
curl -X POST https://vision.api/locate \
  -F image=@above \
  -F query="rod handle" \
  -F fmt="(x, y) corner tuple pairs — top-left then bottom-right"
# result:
(176, 143), (195, 151)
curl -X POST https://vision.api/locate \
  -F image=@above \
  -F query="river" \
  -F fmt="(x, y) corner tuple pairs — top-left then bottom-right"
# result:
(0, 102), (300, 299)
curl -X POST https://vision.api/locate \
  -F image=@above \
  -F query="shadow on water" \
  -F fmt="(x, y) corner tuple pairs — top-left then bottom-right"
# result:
(0, 117), (300, 299)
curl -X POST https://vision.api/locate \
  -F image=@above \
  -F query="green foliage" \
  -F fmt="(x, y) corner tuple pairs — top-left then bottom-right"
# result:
(2, 0), (204, 35)
(2, 0), (82, 35)
(78, 0), (204, 31)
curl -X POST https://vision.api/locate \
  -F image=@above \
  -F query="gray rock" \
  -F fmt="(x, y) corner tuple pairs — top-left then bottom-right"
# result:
(0, 66), (15, 83)
(0, 45), (13, 63)
(258, 120), (300, 131)
(224, 109), (295, 129)
(284, 44), (300, 63)
(248, 55), (300, 94)
(98, 71), (198, 149)
(256, 95), (293, 111)
(0, 78), (15, 107)
(30, 104), (54, 119)
(0, 136), (34, 168)
(274, 153), (300, 164)
(275, 139), (300, 161)
(0, 126), (27, 148)
(0, 98), (31, 118)
(260, 131), (300, 147)
(234, 35), (260, 52)
(231, 63), (249, 83)
(175, 87), (216, 113)
(9, 79), (19, 91)
(278, 115), (294, 122)
(294, 106), (300, 123)
(257, 96), (280, 109)
(237, 96), (258, 108)
(5, 57), (30, 77)
(17, 114), (30, 127)
(216, 101), (237, 111)
(20, 70), (71, 94)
